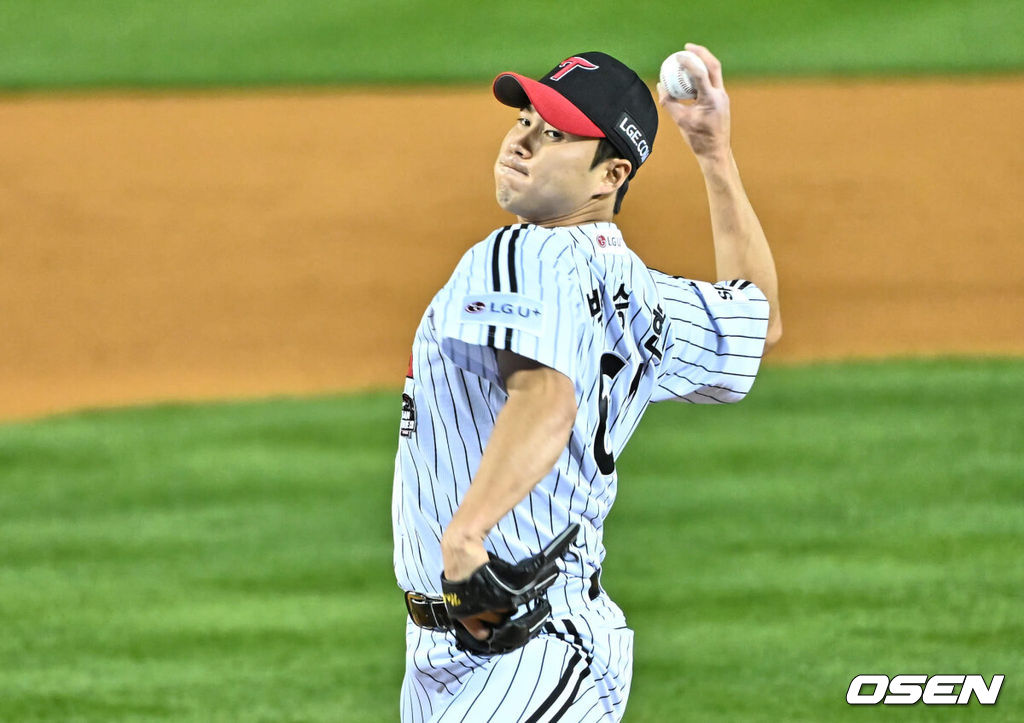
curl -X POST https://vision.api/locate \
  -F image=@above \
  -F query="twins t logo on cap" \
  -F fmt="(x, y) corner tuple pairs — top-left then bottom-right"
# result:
(549, 56), (600, 81)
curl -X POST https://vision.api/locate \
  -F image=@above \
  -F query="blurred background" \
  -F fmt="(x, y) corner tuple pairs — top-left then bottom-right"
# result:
(1, 2), (1022, 720)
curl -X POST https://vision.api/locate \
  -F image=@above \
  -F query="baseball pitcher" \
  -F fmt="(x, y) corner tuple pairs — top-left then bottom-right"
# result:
(393, 44), (781, 721)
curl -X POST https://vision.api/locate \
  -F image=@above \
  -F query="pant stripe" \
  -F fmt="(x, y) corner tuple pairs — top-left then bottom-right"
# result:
(549, 662), (592, 722)
(524, 651), (583, 722)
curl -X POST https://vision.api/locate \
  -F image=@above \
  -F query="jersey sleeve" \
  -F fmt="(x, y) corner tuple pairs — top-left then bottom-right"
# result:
(433, 225), (590, 391)
(649, 270), (770, 404)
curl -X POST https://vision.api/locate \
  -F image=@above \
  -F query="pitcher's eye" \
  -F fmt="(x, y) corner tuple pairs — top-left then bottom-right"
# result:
(545, 130), (564, 141)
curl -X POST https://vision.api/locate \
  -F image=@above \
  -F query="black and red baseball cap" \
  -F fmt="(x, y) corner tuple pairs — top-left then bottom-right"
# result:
(492, 52), (658, 178)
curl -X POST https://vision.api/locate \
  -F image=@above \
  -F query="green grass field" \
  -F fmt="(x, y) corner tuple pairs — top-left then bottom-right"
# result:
(2, 358), (1021, 721)
(2, 0), (1023, 88)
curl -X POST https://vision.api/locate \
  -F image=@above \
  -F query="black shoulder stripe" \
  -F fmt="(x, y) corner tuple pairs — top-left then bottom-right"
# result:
(507, 225), (522, 293)
(492, 226), (511, 292)
(488, 226), (512, 347)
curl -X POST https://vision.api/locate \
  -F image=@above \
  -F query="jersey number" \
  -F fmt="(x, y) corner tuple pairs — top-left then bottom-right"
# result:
(594, 353), (627, 475)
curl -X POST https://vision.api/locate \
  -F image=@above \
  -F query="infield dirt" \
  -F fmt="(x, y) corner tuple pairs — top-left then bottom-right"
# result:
(1, 78), (1022, 420)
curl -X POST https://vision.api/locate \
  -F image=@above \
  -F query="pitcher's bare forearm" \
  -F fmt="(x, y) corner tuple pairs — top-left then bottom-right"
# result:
(441, 355), (576, 581)
(699, 150), (782, 347)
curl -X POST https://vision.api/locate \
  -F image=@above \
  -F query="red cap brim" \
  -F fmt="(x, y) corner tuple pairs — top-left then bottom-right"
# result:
(492, 73), (604, 138)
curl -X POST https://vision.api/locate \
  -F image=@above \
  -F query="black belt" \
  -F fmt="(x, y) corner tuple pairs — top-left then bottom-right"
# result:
(405, 570), (602, 631)
(404, 591), (452, 631)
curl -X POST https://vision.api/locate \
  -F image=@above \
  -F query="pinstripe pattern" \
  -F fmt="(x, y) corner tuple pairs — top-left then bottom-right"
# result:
(400, 618), (632, 721)
(394, 222), (767, 720)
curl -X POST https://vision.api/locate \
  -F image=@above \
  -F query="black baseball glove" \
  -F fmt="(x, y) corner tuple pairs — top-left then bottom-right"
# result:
(441, 523), (580, 655)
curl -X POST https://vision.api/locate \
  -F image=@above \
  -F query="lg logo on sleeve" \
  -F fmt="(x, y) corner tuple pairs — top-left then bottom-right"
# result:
(847, 674), (1004, 705)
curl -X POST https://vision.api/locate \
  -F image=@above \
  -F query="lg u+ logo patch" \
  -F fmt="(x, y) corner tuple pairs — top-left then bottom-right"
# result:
(846, 674), (1004, 706)
(459, 293), (545, 337)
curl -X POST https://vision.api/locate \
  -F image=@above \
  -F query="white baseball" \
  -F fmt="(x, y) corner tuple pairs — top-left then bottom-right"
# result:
(659, 50), (707, 100)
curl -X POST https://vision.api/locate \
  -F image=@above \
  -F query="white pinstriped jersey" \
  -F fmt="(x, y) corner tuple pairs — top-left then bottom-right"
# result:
(392, 221), (769, 620)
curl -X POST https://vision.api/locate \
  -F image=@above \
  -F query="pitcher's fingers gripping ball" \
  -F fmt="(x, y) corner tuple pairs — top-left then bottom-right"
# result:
(659, 50), (708, 100)
(441, 523), (580, 655)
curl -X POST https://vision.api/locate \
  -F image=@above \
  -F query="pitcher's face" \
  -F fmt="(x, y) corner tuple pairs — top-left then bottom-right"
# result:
(494, 106), (605, 224)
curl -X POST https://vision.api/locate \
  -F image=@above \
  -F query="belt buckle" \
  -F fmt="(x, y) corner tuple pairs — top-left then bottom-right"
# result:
(405, 591), (428, 616)
(405, 591), (449, 631)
